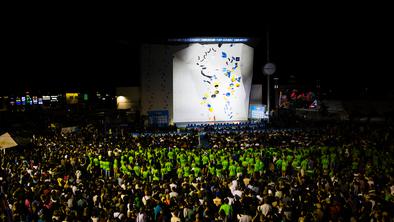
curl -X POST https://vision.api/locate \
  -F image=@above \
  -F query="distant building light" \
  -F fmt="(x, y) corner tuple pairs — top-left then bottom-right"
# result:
(117, 96), (126, 103)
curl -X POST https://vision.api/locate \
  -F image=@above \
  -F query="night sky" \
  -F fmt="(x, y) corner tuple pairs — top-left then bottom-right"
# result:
(2, 10), (393, 99)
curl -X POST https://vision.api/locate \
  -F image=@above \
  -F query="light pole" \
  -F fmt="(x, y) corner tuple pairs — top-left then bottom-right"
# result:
(263, 63), (275, 121)
(274, 77), (279, 111)
(263, 28), (276, 122)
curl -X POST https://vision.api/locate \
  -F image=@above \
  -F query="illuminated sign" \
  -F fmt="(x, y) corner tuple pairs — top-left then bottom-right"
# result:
(16, 97), (21, 105)
(66, 93), (79, 104)
(169, 37), (249, 43)
(26, 95), (32, 105)
(32, 96), (38, 104)
(50, 96), (58, 102)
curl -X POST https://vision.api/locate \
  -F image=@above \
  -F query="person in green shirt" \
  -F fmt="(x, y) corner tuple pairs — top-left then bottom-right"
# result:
(202, 155), (209, 166)
(208, 165), (216, 176)
(219, 199), (233, 220)
(183, 165), (191, 177)
(291, 158), (300, 173)
(321, 156), (329, 171)
(128, 155), (134, 165)
(99, 159), (105, 176)
(209, 153), (215, 163)
(152, 167), (160, 181)
(216, 167), (223, 179)
(87, 154), (93, 173)
(330, 153), (337, 169)
(179, 155), (187, 168)
(194, 155), (201, 166)
(301, 158), (308, 171)
(113, 158), (119, 176)
(236, 163), (243, 178)
(165, 161), (173, 176)
(93, 157), (99, 174)
(142, 166), (149, 181)
(246, 155), (254, 167)
(147, 151), (153, 165)
(193, 166), (201, 178)
(222, 158), (229, 171)
(229, 164), (237, 178)
(133, 164), (141, 177)
(160, 166), (166, 180)
(254, 159), (264, 176)
(286, 153), (293, 163)
(177, 167), (183, 179)
(168, 149), (174, 161)
(103, 160), (111, 178)
(275, 158), (283, 174)
(281, 159), (288, 176)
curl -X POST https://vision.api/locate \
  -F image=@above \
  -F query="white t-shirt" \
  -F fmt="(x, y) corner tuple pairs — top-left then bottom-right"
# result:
(171, 215), (181, 222)
(237, 214), (252, 222)
(142, 195), (151, 206)
(136, 212), (147, 222)
(258, 203), (271, 217)
(113, 212), (123, 220)
(169, 191), (178, 199)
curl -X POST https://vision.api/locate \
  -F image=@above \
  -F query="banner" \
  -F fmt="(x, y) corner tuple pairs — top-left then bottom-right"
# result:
(0, 133), (18, 149)
(61, 126), (79, 134)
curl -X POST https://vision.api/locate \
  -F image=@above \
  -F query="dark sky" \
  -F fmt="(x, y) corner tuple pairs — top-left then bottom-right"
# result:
(2, 10), (393, 98)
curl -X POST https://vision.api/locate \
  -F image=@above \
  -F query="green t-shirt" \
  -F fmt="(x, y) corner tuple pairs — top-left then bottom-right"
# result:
(236, 165), (243, 173)
(209, 153), (215, 161)
(168, 150), (174, 160)
(183, 166), (190, 177)
(281, 160), (288, 172)
(301, 159), (308, 170)
(165, 162), (172, 172)
(93, 158), (99, 166)
(222, 160), (229, 170)
(216, 168), (222, 177)
(194, 156), (201, 165)
(202, 155), (209, 165)
(133, 165), (141, 176)
(219, 204), (232, 216)
(209, 166), (216, 175)
(254, 161), (264, 172)
(322, 158), (329, 170)
(142, 170), (149, 179)
(177, 168), (183, 178)
(275, 159), (283, 170)
(229, 165), (237, 177)
(194, 167), (201, 177)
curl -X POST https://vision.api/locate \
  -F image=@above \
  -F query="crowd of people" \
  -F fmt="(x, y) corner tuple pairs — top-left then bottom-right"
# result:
(1, 122), (394, 221)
